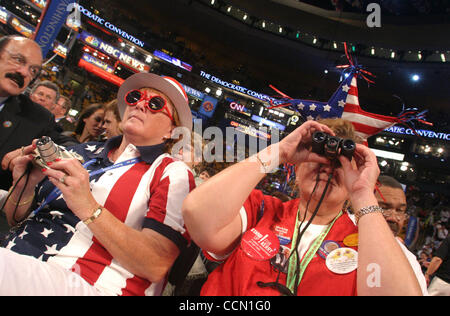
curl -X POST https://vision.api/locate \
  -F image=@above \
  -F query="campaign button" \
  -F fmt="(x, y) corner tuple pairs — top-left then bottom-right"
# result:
(277, 235), (291, 246)
(318, 240), (340, 260)
(343, 233), (359, 247)
(326, 248), (358, 274)
(274, 225), (291, 245)
(270, 245), (290, 273)
(241, 227), (280, 261)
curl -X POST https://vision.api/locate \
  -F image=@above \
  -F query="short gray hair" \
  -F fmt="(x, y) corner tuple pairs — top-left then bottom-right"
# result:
(30, 80), (60, 102)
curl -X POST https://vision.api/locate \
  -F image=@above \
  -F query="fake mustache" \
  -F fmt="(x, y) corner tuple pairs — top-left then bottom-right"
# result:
(5, 72), (25, 89)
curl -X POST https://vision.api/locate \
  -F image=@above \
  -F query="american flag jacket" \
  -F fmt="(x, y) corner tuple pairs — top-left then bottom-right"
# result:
(1, 136), (195, 296)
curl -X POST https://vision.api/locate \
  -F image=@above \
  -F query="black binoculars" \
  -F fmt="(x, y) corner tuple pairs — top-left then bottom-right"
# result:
(311, 131), (356, 161)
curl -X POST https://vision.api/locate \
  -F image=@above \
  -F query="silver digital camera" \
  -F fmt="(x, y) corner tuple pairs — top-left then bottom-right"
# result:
(33, 136), (84, 169)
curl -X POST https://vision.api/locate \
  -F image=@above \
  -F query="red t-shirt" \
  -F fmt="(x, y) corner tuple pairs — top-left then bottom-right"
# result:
(201, 190), (358, 296)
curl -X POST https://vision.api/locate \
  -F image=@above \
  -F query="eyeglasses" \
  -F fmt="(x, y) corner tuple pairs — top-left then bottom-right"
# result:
(124, 89), (175, 123)
(382, 208), (408, 219)
(4, 50), (42, 79)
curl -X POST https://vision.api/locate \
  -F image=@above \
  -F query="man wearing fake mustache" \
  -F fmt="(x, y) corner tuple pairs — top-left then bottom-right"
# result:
(0, 35), (70, 191)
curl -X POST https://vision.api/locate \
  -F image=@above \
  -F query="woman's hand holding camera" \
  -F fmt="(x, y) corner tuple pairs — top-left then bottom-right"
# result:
(42, 158), (98, 221)
(44, 159), (98, 219)
(5, 138), (96, 222)
(7, 140), (46, 191)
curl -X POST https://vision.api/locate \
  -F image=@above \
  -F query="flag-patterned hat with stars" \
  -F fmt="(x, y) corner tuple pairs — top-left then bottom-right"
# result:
(117, 72), (193, 130)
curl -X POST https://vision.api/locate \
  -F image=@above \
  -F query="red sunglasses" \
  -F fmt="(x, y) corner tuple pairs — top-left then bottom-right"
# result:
(124, 89), (175, 123)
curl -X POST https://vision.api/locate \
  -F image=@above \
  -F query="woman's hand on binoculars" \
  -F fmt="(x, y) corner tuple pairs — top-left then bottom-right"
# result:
(279, 121), (335, 165)
(337, 144), (380, 200)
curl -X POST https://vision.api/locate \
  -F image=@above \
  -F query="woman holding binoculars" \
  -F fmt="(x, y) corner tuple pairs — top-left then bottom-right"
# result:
(183, 118), (426, 296)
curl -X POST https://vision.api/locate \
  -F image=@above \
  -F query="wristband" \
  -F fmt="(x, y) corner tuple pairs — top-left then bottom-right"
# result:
(355, 205), (384, 224)
(83, 205), (103, 225)
(256, 154), (271, 173)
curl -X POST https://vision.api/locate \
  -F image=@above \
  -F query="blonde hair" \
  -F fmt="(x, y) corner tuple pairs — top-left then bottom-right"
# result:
(105, 99), (121, 123)
(317, 118), (363, 144)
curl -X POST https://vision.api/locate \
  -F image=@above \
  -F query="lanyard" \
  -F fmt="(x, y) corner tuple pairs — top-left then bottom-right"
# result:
(32, 157), (142, 215)
(286, 208), (342, 293)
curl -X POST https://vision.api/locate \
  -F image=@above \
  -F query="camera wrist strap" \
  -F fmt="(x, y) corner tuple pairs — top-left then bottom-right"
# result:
(32, 157), (142, 215)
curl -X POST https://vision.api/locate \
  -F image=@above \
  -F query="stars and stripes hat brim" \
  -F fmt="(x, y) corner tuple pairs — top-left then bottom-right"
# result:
(117, 72), (192, 130)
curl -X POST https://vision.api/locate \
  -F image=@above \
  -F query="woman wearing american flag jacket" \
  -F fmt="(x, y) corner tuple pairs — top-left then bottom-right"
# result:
(0, 73), (195, 296)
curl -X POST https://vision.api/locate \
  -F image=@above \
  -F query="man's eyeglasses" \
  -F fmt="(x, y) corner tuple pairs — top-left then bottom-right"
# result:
(5, 50), (42, 79)
(382, 208), (409, 220)
(124, 89), (175, 123)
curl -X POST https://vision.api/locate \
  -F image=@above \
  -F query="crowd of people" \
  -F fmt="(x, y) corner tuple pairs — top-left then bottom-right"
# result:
(406, 186), (449, 276)
(0, 34), (449, 296)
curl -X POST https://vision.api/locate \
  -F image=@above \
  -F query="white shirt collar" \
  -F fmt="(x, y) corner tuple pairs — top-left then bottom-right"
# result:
(0, 96), (8, 112)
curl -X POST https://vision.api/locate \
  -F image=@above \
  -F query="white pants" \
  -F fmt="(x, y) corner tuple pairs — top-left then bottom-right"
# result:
(0, 248), (104, 296)
(428, 276), (450, 296)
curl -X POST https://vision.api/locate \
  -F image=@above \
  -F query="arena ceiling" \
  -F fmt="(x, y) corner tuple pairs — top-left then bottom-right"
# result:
(103, 0), (450, 123)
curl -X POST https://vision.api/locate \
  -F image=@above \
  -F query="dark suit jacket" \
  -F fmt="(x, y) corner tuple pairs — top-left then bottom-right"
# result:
(56, 117), (75, 133)
(0, 94), (71, 190)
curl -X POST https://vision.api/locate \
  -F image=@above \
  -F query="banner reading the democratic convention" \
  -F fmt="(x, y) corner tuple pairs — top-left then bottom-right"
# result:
(33, 0), (76, 57)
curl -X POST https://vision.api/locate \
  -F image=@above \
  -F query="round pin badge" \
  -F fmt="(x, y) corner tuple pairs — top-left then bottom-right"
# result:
(277, 235), (291, 246)
(343, 233), (359, 247)
(241, 227), (280, 261)
(3, 121), (12, 128)
(326, 248), (358, 274)
(274, 225), (292, 246)
(270, 245), (290, 273)
(318, 240), (340, 260)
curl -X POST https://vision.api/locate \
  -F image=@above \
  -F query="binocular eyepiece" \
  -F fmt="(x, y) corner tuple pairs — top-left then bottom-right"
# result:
(311, 131), (356, 161)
